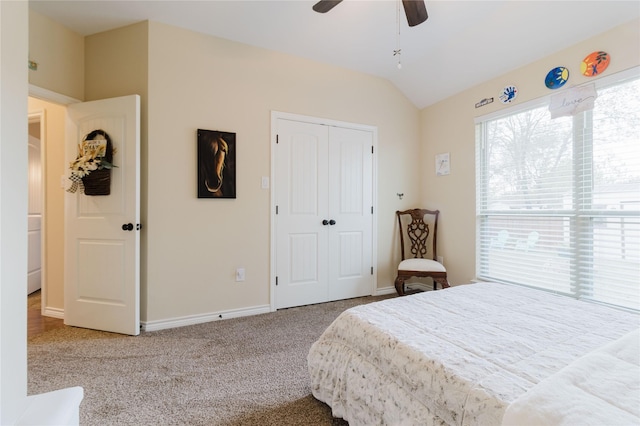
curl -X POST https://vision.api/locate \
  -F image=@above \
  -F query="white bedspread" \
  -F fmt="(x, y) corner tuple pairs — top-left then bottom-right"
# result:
(502, 328), (640, 426)
(307, 282), (640, 426)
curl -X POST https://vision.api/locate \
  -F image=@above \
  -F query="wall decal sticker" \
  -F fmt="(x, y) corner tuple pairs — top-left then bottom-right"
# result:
(545, 66), (569, 89)
(499, 86), (518, 103)
(475, 97), (494, 108)
(581, 51), (610, 77)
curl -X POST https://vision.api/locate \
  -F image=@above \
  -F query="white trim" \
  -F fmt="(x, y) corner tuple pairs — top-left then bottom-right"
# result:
(270, 114), (277, 312)
(374, 286), (398, 296)
(42, 306), (64, 320)
(269, 111), (379, 312)
(272, 111), (377, 132)
(141, 304), (271, 332)
(28, 84), (81, 105)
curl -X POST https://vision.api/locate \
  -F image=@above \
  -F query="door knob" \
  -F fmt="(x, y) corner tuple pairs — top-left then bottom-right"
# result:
(329, 220), (336, 225)
(122, 223), (134, 231)
(322, 219), (329, 225)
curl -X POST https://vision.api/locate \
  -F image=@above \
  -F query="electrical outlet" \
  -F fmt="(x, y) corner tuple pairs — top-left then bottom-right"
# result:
(235, 268), (245, 282)
(437, 256), (444, 264)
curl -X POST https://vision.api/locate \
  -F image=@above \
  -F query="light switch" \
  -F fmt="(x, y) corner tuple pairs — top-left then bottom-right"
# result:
(261, 176), (269, 189)
(236, 268), (245, 282)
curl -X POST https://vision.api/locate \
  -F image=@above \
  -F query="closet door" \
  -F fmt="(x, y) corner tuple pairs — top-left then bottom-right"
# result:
(275, 119), (330, 309)
(327, 126), (373, 301)
(274, 118), (374, 309)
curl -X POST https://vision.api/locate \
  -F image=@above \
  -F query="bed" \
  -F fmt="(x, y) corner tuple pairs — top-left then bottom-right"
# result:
(307, 282), (640, 425)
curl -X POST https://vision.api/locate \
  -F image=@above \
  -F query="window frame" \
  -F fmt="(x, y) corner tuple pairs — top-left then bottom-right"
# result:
(475, 67), (640, 311)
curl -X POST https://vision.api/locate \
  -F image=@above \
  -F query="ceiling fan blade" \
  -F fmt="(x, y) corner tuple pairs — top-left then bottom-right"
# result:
(402, 0), (428, 27)
(312, 0), (343, 14)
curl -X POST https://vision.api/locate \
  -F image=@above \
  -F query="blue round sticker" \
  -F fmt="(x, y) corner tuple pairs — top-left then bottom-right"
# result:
(545, 67), (569, 89)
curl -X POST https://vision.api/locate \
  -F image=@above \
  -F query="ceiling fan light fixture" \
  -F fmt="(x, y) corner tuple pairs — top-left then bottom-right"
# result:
(313, 0), (428, 27)
(313, 0), (428, 70)
(394, 49), (402, 69)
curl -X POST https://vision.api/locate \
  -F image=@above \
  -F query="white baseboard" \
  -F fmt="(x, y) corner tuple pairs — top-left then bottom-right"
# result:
(141, 304), (271, 332)
(45, 296), (400, 333)
(43, 306), (64, 319)
(374, 286), (397, 296)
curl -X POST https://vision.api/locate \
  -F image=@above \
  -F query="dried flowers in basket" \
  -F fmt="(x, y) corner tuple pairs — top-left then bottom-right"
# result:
(67, 129), (117, 195)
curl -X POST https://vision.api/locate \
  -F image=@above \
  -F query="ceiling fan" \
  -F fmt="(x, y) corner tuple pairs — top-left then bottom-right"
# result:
(313, 0), (428, 27)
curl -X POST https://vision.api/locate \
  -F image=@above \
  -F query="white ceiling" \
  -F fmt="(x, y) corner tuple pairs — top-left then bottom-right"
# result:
(29, 0), (640, 108)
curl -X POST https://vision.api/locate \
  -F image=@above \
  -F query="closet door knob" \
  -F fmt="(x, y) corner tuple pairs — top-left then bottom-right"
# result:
(329, 220), (336, 225)
(322, 220), (329, 226)
(122, 223), (134, 231)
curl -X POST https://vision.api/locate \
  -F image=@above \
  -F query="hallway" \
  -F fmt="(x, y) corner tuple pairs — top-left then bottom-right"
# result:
(28, 291), (64, 339)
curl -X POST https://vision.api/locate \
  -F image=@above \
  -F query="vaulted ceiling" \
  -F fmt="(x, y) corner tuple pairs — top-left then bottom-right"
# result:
(29, 1), (640, 108)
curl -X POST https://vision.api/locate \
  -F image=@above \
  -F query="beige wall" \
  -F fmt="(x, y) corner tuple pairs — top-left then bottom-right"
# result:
(29, 16), (422, 325)
(145, 21), (421, 322)
(85, 22), (149, 102)
(420, 19), (640, 286)
(28, 10), (638, 326)
(29, 10), (84, 101)
(27, 98), (67, 311)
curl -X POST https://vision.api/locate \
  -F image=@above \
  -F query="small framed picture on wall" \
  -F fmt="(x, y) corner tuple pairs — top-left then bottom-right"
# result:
(197, 129), (236, 198)
(435, 152), (450, 176)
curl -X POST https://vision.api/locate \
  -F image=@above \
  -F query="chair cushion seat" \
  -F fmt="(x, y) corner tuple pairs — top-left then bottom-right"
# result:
(398, 258), (446, 273)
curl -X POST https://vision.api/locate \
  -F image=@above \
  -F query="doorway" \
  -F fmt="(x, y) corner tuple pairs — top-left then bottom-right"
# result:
(28, 89), (78, 320)
(27, 89), (141, 335)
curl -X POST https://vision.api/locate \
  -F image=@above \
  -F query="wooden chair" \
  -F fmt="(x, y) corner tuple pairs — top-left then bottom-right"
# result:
(395, 208), (449, 296)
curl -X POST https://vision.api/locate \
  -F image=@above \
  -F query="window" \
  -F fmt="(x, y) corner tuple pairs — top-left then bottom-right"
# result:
(476, 68), (640, 311)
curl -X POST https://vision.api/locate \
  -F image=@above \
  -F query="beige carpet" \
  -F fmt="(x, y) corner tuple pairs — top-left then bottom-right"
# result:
(28, 294), (393, 425)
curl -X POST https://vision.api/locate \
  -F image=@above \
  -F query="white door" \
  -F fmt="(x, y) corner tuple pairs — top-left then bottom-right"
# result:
(275, 119), (329, 309)
(327, 126), (373, 301)
(27, 215), (42, 295)
(64, 95), (140, 335)
(274, 117), (374, 309)
(27, 133), (43, 295)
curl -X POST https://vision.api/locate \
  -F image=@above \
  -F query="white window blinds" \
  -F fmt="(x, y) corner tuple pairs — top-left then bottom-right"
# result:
(476, 69), (640, 311)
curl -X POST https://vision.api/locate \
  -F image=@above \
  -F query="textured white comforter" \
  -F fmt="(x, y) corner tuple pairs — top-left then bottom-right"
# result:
(502, 328), (640, 426)
(307, 282), (640, 426)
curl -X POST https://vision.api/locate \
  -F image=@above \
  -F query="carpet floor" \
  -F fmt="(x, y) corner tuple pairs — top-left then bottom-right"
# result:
(28, 294), (393, 425)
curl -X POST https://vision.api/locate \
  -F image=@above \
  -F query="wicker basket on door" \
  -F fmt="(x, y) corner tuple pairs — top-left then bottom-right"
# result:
(81, 129), (113, 196)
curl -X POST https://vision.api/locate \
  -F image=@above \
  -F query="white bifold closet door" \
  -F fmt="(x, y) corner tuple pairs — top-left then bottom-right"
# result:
(275, 118), (373, 309)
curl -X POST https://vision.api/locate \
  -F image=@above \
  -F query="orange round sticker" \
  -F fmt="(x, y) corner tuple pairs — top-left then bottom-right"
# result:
(581, 51), (610, 77)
